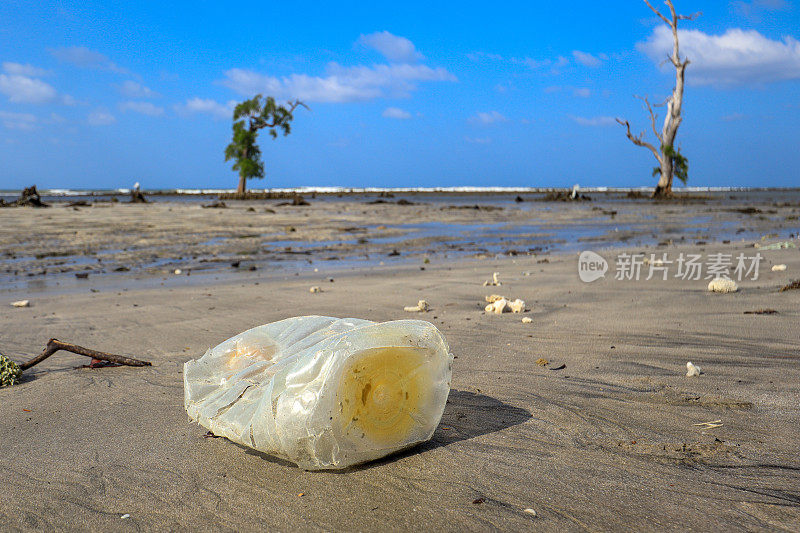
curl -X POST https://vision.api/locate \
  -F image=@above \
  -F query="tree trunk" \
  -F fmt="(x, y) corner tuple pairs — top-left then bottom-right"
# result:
(236, 144), (249, 196)
(654, 158), (673, 197)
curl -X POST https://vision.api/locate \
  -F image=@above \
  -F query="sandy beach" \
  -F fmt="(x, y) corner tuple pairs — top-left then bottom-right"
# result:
(1, 194), (800, 531)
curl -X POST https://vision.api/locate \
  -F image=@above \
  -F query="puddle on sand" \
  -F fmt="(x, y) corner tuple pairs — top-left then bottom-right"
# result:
(0, 216), (778, 297)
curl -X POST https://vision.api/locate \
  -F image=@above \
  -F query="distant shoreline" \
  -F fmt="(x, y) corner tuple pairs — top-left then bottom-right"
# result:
(2, 186), (800, 198)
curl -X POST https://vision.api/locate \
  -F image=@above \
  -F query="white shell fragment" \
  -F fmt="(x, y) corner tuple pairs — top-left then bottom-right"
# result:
(485, 298), (508, 314)
(174, 269), (182, 275)
(772, 264), (787, 272)
(483, 272), (501, 286)
(309, 286), (322, 293)
(521, 317), (533, 324)
(184, 316), (453, 470)
(523, 508), (537, 517)
(508, 299), (525, 313)
(686, 361), (702, 377)
(11, 300), (30, 308)
(404, 300), (430, 312)
(484, 296), (525, 314)
(707, 278), (738, 293)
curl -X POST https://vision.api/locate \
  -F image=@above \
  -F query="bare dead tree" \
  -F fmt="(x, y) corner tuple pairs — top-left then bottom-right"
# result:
(617, 0), (700, 198)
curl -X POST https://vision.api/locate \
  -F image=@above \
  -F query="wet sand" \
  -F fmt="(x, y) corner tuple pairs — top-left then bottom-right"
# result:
(2, 191), (799, 294)
(1, 195), (799, 530)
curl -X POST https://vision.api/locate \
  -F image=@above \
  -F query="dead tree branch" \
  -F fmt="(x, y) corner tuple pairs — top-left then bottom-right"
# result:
(616, 118), (662, 163)
(19, 339), (152, 371)
(635, 95), (663, 142)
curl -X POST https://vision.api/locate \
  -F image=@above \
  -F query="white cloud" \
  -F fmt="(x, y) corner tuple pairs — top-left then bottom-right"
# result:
(119, 80), (158, 98)
(0, 74), (57, 103)
(357, 31), (423, 63)
(2, 62), (50, 77)
(0, 110), (38, 130)
(638, 26), (800, 85)
(50, 46), (129, 74)
(382, 107), (411, 119)
(177, 97), (235, 119)
(465, 136), (491, 144)
(119, 101), (164, 116)
(469, 111), (507, 125)
(572, 50), (604, 68)
(573, 87), (592, 98)
(221, 62), (455, 103)
(570, 115), (617, 126)
(87, 109), (116, 126)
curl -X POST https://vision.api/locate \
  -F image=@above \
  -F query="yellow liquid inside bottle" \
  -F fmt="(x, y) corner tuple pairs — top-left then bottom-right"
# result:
(336, 346), (434, 447)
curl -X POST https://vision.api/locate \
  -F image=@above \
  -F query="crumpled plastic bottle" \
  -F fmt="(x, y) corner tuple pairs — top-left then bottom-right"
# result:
(184, 316), (453, 470)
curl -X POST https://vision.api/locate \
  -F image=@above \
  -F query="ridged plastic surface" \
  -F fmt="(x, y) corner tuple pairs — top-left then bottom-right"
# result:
(184, 316), (452, 470)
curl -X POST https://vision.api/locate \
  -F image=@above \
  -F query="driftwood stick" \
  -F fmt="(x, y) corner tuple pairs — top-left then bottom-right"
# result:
(19, 338), (152, 371)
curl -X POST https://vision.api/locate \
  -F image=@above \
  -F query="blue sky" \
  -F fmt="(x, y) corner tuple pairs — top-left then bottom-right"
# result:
(1, 0), (799, 190)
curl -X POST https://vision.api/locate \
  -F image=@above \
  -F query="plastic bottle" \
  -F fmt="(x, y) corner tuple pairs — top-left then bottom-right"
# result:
(184, 316), (453, 470)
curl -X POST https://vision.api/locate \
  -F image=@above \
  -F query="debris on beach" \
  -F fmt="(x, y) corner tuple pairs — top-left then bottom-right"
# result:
(780, 280), (800, 292)
(0, 339), (151, 387)
(0, 353), (22, 387)
(202, 200), (227, 208)
(404, 300), (430, 312)
(11, 300), (30, 308)
(484, 295), (525, 314)
(693, 419), (723, 430)
(686, 361), (702, 377)
(707, 278), (738, 293)
(130, 182), (147, 203)
(543, 187), (591, 202)
(643, 257), (666, 267)
(536, 358), (549, 366)
(523, 509), (537, 517)
(522, 317), (533, 324)
(483, 272), (501, 286)
(1, 185), (49, 208)
(309, 286), (322, 293)
(485, 298), (508, 314)
(276, 194), (310, 206)
(771, 264), (787, 272)
(755, 241), (796, 250)
(183, 316), (452, 469)
(508, 299), (525, 313)
(744, 308), (778, 315)
(174, 269), (182, 275)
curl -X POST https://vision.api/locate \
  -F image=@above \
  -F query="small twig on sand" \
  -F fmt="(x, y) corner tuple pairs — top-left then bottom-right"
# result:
(693, 419), (723, 430)
(19, 338), (152, 371)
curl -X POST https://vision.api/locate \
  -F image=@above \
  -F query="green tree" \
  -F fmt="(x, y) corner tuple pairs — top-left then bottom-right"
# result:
(224, 95), (307, 196)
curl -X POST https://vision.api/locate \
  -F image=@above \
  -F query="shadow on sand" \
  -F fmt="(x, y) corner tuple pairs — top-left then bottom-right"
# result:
(377, 389), (532, 464)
